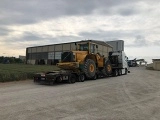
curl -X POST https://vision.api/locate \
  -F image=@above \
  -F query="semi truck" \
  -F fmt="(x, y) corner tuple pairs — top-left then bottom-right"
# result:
(33, 40), (129, 85)
(109, 51), (129, 76)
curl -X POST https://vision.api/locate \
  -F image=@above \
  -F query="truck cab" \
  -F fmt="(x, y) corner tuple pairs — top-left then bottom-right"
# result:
(109, 51), (129, 76)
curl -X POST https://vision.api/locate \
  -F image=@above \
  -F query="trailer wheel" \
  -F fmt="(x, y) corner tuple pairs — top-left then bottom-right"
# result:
(78, 74), (85, 82)
(69, 74), (76, 84)
(49, 81), (54, 86)
(84, 59), (96, 78)
(113, 69), (118, 77)
(102, 61), (112, 76)
(56, 76), (62, 83)
(33, 77), (37, 82)
(91, 74), (97, 80)
(118, 69), (122, 76)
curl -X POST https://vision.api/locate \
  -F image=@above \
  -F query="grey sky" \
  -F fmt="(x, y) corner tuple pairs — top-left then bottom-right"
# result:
(0, 0), (160, 62)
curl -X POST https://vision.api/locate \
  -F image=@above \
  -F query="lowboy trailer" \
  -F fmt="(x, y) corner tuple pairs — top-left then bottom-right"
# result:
(33, 40), (130, 85)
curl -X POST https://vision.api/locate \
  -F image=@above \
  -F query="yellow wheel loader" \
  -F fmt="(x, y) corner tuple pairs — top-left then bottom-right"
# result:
(57, 41), (112, 80)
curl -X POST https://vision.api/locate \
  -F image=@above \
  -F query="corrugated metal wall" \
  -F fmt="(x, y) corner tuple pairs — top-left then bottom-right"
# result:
(153, 61), (160, 70)
(63, 44), (71, 51)
(106, 40), (124, 51)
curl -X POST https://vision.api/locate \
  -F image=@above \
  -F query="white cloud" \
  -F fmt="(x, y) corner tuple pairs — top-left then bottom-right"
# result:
(0, 0), (160, 60)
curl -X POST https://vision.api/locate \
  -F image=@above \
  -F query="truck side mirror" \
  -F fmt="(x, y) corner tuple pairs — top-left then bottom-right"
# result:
(96, 45), (98, 48)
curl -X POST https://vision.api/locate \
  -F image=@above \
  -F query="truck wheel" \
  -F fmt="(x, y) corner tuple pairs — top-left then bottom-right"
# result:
(113, 69), (118, 77)
(69, 74), (76, 84)
(125, 68), (128, 75)
(84, 59), (96, 79)
(118, 69), (122, 76)
(102, 61), (112, 76)
(78, 74), (85, 82)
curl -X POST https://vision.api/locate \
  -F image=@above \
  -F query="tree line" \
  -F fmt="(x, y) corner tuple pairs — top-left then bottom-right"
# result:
(0, 56), (24, 64)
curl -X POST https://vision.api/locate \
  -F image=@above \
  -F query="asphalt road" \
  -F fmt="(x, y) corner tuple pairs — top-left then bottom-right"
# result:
(0, 67), (160, 120)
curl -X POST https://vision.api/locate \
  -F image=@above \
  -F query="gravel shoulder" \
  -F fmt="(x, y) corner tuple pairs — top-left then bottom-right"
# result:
(0, 67), (160, 120)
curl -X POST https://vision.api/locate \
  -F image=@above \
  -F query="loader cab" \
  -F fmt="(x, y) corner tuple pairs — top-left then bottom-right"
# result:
(78, 42), (97, 54)
(90, 43), (98, 54)
(79, 43), (89, 51)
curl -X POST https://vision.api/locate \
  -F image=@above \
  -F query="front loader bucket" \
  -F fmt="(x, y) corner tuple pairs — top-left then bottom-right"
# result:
(57, 62), (79, 70)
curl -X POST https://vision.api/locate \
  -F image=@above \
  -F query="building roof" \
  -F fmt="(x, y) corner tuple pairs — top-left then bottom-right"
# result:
(27, 39), (112, 48)
(79, 40), (112, 47)
(152, 59), (160, 61)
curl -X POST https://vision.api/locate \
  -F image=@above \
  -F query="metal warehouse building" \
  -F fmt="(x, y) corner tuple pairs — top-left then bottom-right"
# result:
(26, 40), (113, 65)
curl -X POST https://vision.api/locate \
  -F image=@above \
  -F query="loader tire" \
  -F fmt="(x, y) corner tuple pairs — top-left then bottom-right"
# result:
(84, 59), (96, 79)
(102, 61), (112, 76)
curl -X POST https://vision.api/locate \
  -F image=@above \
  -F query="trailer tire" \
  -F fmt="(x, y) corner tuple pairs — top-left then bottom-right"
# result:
(33, 78), (37, 83)
(102, 61), (112, 76)
(84, 59), (96, 78)
(49, 81), (54, 86)
(55, 76), (62, 83)
(91, 74), (97, 80)
(69, 74), (76, 84)
(78, 74), (85, 82)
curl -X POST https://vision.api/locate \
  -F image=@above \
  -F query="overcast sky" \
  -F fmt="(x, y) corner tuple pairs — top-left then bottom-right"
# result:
(0, 0), (160, 63)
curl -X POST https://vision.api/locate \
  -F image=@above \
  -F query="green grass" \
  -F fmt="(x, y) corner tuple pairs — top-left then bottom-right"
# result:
(0, 64), (60, 82)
